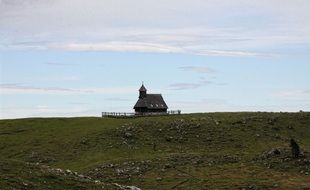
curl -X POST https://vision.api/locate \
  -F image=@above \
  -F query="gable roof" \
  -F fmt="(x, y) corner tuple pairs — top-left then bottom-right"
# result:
(134, 94), (168, 109)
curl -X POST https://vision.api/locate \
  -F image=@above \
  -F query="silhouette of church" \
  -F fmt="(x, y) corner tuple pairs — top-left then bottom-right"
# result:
(133, 84), (168, 114)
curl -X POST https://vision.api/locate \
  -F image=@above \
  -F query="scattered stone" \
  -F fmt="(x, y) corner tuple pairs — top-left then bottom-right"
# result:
(55, 168), (63, 173)
(78, 174), (85, 178)
(214, 119), (220, 126)
(65, 169), (72, 174)
(268, 117), (277, 125)
(81, 138), (88, 144)
(269, 148), (281, 155)
(200, 117), (207, 121)
(164, 163), (172, 169)
(124, 132), (133, 138)
(248, 184), (258, 190)
(113, 183), (141, 190)
(165, 136), (173, 142)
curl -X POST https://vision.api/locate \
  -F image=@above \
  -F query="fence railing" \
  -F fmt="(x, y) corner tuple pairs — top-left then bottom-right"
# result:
(102, 112), (135, 117)
(102, 110), (181, 118)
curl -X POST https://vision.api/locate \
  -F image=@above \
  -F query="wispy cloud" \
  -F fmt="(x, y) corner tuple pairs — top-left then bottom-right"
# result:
(105, 97), (130, 101)
(272, 89), (310, 101)
(168, 80), (212, 90)
(2, 1), (310, 57)
(168, 83), (202, 90)
(0, 83), (79, 94)
(4, 41), (274, 57)
(45, 62), (78, 67)
(54, 42), (184, 54)
(0, 105), (96, 119)
(180, 66), (216, 73)
(0, 83), (136, 95)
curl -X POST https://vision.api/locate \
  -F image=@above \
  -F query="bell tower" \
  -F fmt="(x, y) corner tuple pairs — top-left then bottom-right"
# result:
(139, 83), (147, 98)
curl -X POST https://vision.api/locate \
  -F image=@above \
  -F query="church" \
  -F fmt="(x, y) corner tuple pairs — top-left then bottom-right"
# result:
(133, 84), (168, 114)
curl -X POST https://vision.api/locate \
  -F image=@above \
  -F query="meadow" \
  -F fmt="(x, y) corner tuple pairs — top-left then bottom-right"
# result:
(0, 112), (309, 189)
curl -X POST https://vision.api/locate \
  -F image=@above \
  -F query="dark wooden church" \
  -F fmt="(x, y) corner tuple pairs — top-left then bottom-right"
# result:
(134, 84), (168, 114)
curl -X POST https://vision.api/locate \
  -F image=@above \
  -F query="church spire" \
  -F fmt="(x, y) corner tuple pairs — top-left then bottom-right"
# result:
(139, 83), (147, 98)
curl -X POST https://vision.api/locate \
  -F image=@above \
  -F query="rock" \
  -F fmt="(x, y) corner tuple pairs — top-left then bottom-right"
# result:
(81, 138), (88, 144)
(267, 148), (281, 157)
(272, 149), (280, 155)
(248, 184), (258, 190)
(113, 183), (141, 190)
(55, 168), (63, 173)
(268, 117), (277, 125)
(165, 136), (173, 142)
(214, 119), (220, 126)
(164, 163), (172, 169)
(124, 132), (133, 138)
(116, 169), (124, 175)
(65, 169), (72, 174)
(78, 174), (85, 178)
(156, 177), (162, 181)
(200, 117), (207, 121)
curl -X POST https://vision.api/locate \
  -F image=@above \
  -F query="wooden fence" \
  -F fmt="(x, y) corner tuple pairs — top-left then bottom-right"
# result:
(102, 110), (181, 118)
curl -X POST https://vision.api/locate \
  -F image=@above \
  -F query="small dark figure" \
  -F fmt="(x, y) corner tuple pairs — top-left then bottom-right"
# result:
(152, 142), (157, 151)
(290, 139), (300, 158)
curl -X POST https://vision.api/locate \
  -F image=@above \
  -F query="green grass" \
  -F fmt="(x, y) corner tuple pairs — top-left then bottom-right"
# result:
(0, 112), (310, 189)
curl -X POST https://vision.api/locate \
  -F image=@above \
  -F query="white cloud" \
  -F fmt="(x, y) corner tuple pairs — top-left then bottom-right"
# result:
(53, 42), (184, 53)
(1, 0), (310, 56)
(4, 41), (272, 57)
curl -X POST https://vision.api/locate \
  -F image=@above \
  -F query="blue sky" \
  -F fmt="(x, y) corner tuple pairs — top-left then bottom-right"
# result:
(0, 0), (310, 118)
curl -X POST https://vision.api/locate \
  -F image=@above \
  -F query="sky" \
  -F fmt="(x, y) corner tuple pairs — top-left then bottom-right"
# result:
(0, 0), (310, 119)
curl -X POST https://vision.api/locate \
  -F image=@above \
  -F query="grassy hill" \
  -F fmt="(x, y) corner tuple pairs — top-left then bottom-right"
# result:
(0, 112), (309, 189)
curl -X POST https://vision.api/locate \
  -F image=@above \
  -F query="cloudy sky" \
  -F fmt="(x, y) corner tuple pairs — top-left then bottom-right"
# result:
(1, 0), (310, 118)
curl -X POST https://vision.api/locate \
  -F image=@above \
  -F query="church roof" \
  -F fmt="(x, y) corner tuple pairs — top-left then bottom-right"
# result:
(134, 94), (168, 109)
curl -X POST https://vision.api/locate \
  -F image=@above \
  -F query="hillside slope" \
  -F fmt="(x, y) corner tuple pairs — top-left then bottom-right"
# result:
(0, 112), (309, 189)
